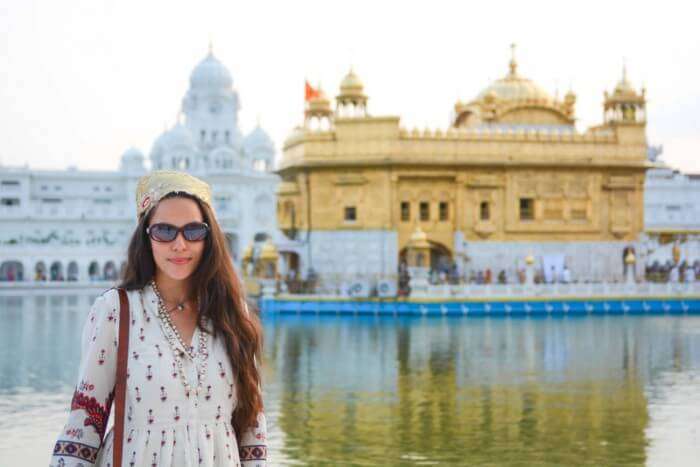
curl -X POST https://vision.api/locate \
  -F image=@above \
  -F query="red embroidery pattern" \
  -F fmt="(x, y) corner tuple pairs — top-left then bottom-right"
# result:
(65, 427), (84, 439)
(239, 445), (267, 461)
(70, 389), (113, 439)
(53, 440), (99, 463)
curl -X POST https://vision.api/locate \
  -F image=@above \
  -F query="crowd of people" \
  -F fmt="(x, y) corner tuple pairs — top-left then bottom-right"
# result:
(645, 260), (700, 283)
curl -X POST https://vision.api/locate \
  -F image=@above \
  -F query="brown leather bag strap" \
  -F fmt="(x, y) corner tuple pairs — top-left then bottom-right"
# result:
(114, 288), (130, 467)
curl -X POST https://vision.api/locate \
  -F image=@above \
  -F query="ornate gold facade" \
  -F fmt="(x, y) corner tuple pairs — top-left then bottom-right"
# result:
(277, 49), (649, 265)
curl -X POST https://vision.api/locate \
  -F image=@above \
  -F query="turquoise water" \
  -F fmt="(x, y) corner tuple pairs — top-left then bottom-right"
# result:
(1, 294), (700, 465)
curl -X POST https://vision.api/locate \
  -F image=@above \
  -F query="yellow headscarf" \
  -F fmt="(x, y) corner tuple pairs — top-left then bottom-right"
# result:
(135, 170), (212, 218)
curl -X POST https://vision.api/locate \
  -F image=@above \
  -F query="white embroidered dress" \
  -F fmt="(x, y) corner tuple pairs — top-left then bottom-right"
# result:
(51, 286), (267, 467)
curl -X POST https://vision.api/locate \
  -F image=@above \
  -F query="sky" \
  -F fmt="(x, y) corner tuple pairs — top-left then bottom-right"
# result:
(0, 0), (699, 173)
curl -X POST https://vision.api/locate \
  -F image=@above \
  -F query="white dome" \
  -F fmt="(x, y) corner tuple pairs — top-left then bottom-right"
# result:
(154, 123), (195, 150)
(244, 125), (274, 153)
(120, 146), (145, 172)
(189, 52), (233, 91)
(121, 147), (144, 161)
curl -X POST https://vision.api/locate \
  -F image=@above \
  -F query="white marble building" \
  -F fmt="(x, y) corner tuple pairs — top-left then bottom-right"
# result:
(642, 146), (700, 266)
(0, 49), (280, 283)
(644, 147), (700, 233)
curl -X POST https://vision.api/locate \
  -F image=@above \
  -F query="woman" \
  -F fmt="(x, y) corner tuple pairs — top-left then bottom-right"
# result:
(51, 171), (267, 466)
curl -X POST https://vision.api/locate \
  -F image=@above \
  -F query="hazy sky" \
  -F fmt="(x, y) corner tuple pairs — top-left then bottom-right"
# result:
(1, 0), (699, 173)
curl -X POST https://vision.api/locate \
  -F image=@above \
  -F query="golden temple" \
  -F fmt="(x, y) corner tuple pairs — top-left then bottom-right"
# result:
(275, 46), (650, 281)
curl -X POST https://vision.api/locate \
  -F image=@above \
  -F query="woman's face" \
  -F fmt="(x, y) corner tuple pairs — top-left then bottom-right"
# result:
(148, 197), (206, 282)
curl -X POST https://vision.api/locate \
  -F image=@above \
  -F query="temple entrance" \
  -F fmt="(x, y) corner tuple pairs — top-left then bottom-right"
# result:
(399, 241), (453, 273)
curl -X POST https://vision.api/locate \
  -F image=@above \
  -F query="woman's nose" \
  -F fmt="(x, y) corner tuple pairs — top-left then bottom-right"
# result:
(170, 232), (188, 250)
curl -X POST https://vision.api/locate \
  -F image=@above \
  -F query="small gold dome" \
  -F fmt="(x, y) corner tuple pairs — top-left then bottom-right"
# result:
(624, 250), (636, 264)
(306, 87), (333, 117)
(408, 226), (431, 249)
(525, 254), (535, 265)
(614, 79), (636, 97)
(259, 240), (279, 260)
(339, 68), (365, 95)
(612, 64), (637, 97)
(308, 89), (330, 107)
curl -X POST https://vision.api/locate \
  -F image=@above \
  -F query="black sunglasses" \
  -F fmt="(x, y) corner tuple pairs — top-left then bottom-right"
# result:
(146, 222), (210, 242)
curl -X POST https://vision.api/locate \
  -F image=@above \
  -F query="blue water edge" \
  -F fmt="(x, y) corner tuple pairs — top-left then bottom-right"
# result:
(261, 297), (700, 315)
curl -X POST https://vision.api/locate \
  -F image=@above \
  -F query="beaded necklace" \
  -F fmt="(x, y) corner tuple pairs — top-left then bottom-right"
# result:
(150, 279), (209, 398)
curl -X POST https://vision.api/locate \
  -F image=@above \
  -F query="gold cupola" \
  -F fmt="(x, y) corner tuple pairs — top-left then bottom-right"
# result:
(453, 44), (575, 128)
(304, 84), (333, 130)
(603, 64), (646, 126)
(336, 68), (368, 118)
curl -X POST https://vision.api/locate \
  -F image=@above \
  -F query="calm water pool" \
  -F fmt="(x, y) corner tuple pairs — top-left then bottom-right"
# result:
(1, 294), (699, 466)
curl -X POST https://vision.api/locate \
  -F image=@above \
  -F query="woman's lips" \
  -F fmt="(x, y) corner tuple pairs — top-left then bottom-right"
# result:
(168, 258), (192, 265)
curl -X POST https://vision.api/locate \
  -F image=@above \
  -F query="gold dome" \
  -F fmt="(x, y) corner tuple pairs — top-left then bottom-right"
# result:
(453, 45), (575, 128)
(306, 87), (333, 117)
(340, 68), (364, 93)
(612, 66), (639, 98)
(308, 89), (330, 108)
(474, 44), (553, 104)
(408, 226), (431, 249)
(475, 71), (553, 103)
(259, 240), (279, 260)
(337, 68), (367, 104)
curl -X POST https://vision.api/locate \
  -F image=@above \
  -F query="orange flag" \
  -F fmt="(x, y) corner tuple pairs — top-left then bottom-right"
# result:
(305, 81), (320, 101)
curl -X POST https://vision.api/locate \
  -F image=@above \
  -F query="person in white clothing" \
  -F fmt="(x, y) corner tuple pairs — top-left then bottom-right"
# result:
(51, 170), (267, 466)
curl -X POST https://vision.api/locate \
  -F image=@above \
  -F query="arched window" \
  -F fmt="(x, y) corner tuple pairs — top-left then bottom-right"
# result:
(67, 261), (79, 281)
(88, 261), (100, 281)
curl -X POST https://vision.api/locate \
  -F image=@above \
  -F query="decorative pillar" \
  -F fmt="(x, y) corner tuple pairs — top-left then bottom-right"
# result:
(406, 227), (431, 297)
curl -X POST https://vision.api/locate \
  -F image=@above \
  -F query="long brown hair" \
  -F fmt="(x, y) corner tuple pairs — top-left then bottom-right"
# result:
(120, 192), (263, 440)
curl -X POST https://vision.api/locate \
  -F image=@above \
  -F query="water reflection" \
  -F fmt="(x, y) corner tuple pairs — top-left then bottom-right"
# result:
(1, 296), (700, 465)
(263, 315), (700, 465)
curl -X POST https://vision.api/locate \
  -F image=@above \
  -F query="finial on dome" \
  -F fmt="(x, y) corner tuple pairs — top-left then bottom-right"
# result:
(208, 38), (214, 56)
(509, 43), (518, 77)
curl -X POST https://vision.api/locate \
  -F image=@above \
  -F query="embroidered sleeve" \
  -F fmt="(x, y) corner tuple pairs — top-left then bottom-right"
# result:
(239, 412), (267, 467)
(50, 289), (120, 467)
